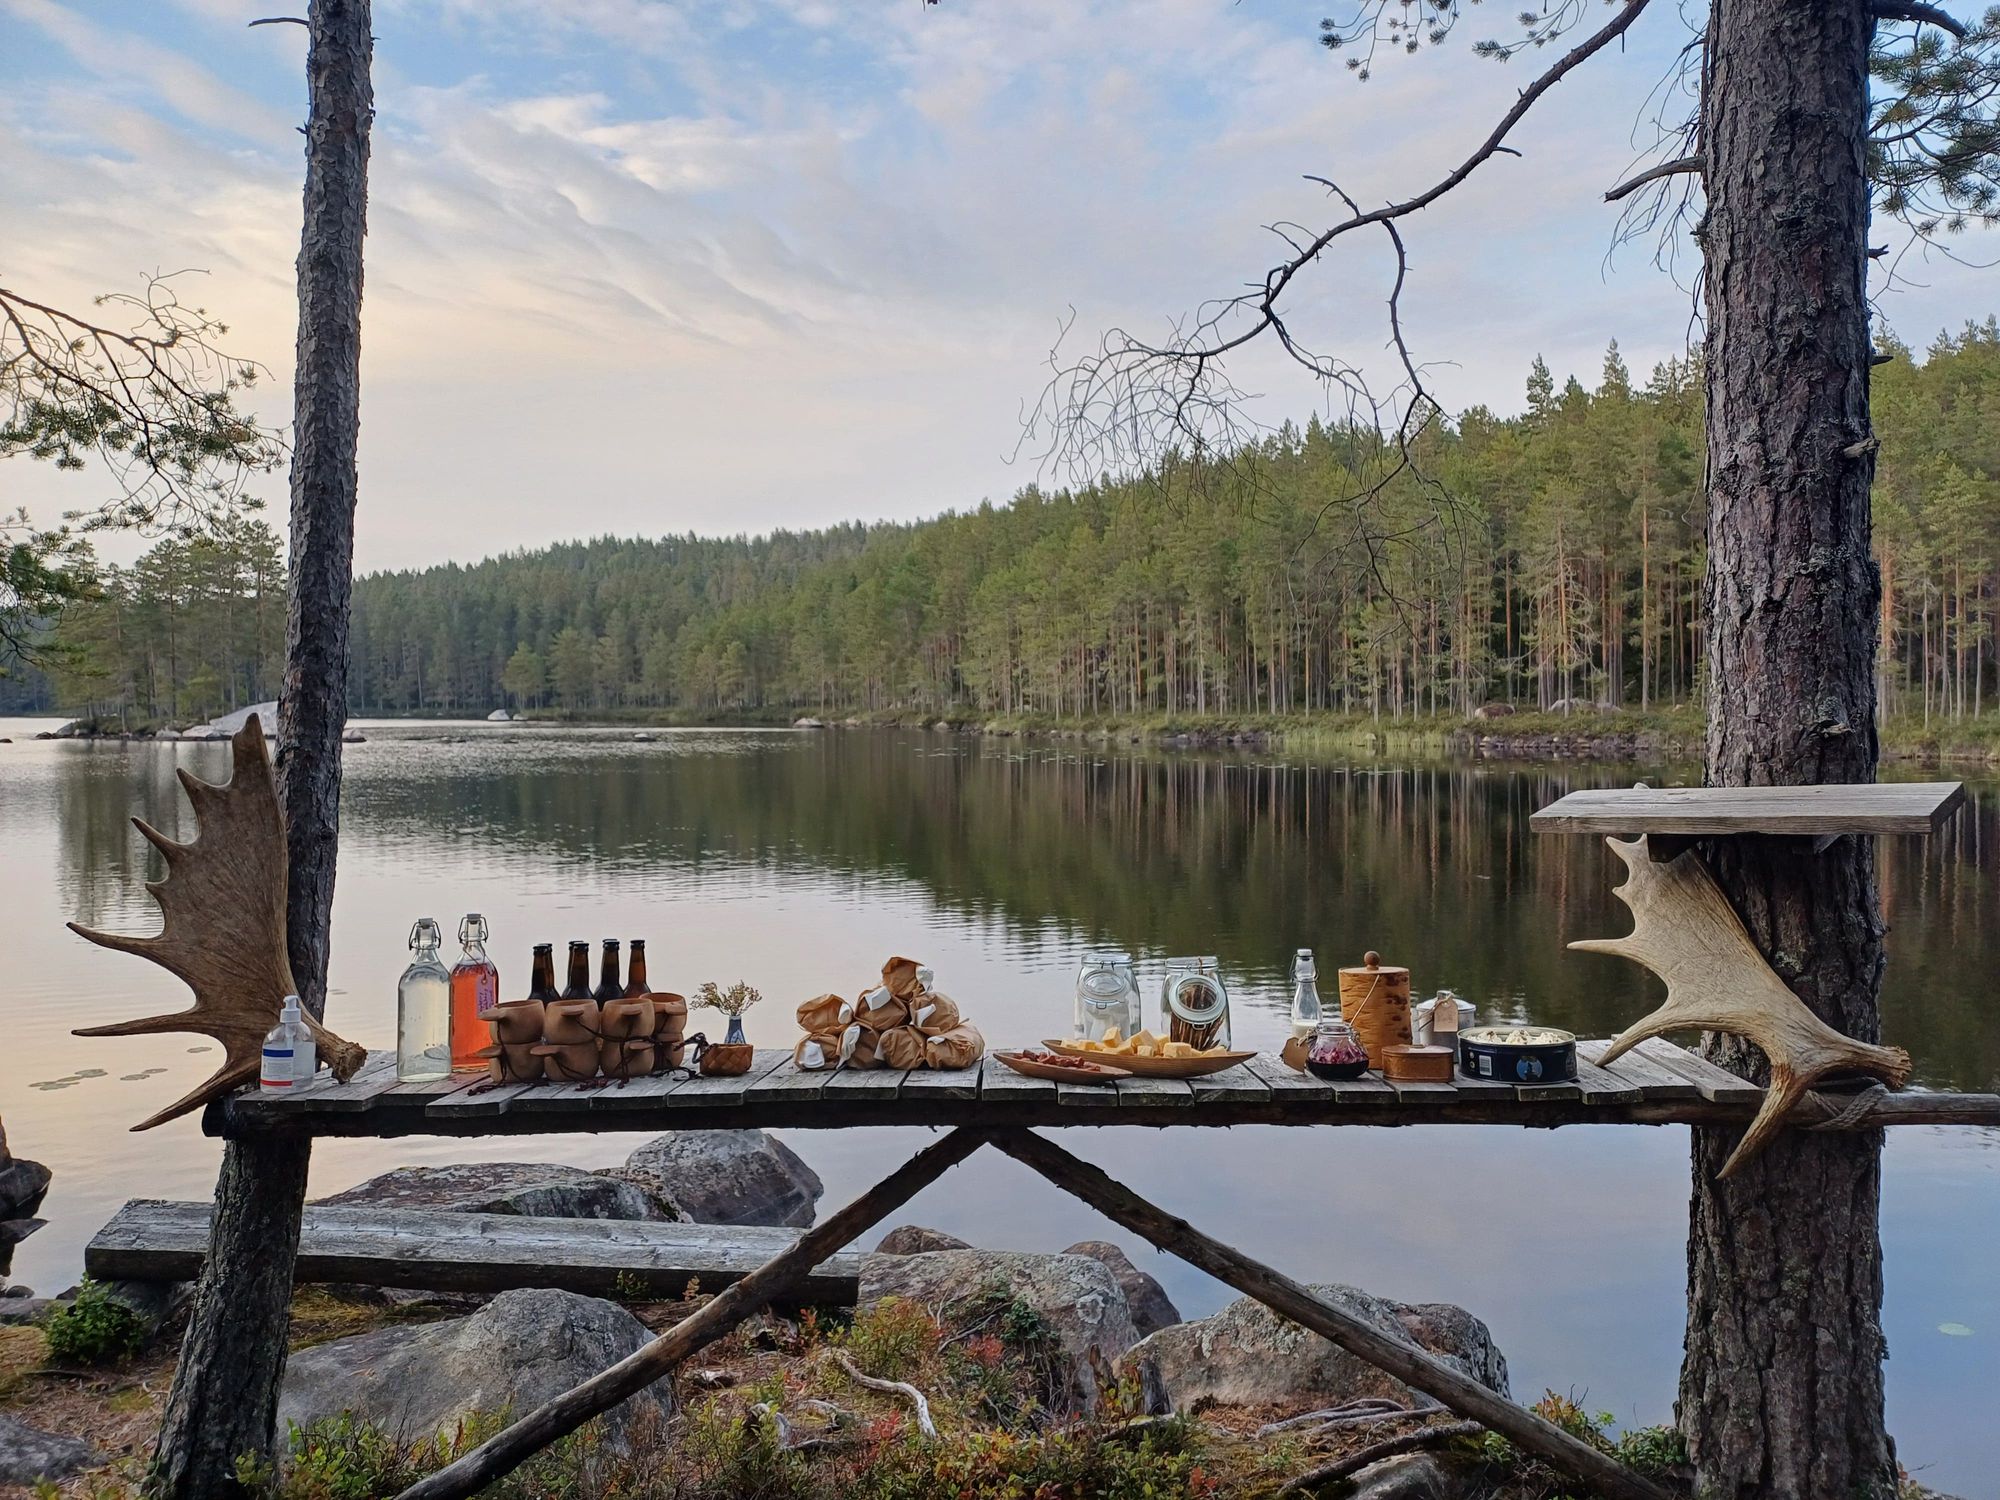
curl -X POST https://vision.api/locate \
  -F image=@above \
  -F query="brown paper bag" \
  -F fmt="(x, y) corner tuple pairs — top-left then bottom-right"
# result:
(797, 993), (852, 1034)
(910, 993), (961, 1035)
(881, 956), (925, 1000)
(854, 986), (908, 1033)
(838, 1023), (882, 1070)
(877, 1025), (928, 1070)
(924, 1023), (985, 1070)
(794, 1031), (842, 1071)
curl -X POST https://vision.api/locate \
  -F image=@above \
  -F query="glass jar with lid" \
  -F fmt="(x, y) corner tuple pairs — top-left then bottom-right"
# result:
(1304, 1016), (1371, 1080)
(1075, 950), (1141, 1042)
(1161, 956), (1230, 1051)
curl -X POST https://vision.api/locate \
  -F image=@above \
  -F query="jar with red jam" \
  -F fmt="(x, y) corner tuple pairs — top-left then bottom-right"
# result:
(1305, 1017), (1371, 1080)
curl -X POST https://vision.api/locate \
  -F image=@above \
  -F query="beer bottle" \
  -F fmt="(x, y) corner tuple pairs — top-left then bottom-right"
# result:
(594, 939), (623, 1005)
(561, 941), (592, 1001)
(527, 943), (559, 1002)
(623, 939), (651, 998)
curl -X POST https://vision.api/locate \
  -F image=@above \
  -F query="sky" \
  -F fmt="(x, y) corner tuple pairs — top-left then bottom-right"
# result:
(4, 0), (1996, 575)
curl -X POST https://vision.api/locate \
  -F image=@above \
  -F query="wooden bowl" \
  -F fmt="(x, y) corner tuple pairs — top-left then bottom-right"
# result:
(996, 1051), (1129, 1085)
(486, 1041), (544, 1083)
(543, 999), (598, 1045)
(600, 1036), (656, 1080)
(600, 996), (655, 1042)
(491, 999), (546, 1045)
(700, 1041), (754, 1077)
(533, 1040), (599, 1082)
(1040, 1039), (1257, 1078)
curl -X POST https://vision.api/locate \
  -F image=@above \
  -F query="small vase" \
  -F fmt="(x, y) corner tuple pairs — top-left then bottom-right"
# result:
(724, 1015), (748, 1046)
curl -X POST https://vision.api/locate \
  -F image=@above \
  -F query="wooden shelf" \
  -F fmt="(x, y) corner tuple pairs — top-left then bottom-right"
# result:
(1530, 781), (1964, 838)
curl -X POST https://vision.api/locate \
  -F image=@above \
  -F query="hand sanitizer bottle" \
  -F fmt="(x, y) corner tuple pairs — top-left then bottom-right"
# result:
(261, 995), (309, 1093)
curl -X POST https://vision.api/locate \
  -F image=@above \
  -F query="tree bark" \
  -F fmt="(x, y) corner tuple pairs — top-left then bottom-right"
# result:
(147, 6), (372, 1495)
(1686, 2), (1894, 1496)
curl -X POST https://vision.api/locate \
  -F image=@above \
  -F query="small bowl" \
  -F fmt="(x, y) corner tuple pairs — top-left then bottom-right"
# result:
(601, 1036), (656, 1080)
(491, 999), (546, 1045)
(488, 1041), (544, 1083)
(600, 997), (656, 1042)
(543, 999), (598, 1045)
(533, 1039), (599, 1082)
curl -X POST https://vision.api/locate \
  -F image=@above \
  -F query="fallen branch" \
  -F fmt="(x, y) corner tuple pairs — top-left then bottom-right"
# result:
(1259, 1397), (1443, 1437)
(1277, 1420), (1484, 1496)
(830, 1349), (938, 1438)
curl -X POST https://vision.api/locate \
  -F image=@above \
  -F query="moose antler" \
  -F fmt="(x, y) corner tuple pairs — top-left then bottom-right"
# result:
(67, 716), (366, 1129)
(1574, 835), (1910, 1177)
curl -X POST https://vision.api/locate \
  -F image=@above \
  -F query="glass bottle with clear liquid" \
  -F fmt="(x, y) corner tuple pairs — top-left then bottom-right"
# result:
(449, 913), (501, 1071)
(1289, 948), (1323, 1041)
(398, 918), (452, 1082)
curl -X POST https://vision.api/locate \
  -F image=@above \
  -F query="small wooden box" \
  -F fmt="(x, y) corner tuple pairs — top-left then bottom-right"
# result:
(1382, 1044), (1455, 1083)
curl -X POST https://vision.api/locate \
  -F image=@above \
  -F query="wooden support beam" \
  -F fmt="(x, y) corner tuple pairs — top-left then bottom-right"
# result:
(393, 1126), (990, 1500)
(988, 1129), (1675, 1500)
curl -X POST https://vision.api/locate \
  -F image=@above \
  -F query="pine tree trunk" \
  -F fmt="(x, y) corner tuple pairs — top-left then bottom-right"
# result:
(147, 7), (371, 1495)
(1684, 2), (1894, 1496)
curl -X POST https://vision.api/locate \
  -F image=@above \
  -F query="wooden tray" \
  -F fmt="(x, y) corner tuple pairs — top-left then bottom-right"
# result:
(995, 1051), (1130, 1085)
(1040, 1040), (1257, 1078)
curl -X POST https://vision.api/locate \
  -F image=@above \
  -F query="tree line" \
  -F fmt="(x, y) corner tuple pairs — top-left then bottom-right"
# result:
(21, 322), (2000, 727)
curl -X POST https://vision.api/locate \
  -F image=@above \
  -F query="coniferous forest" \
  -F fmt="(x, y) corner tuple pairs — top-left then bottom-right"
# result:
(18, 326), (2000, 727)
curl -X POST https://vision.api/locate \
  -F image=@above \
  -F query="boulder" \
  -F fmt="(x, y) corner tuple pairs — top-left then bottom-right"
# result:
(860, 1249), (1138, 1413)
(793, 717), (825, 729)
(278, 1288), (671, 1446)
(1470, 702), (1515, 720)
(0, 1413), (97, 1485)
(0, 1158), (52, 1219)
(1349, 1453), (1458, 1499)
(1061, 1240), (1181, 1337)
(623, 1131), (821, 1228)
(874, 1225), (971, 1255)
(1118, 1283), (1508, 1411)
(487, 709), (513, 722)
(319, 1162), (674, 1221)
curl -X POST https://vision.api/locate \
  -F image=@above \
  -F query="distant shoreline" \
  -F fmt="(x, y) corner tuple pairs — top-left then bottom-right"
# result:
(24, 705), (2000, 766)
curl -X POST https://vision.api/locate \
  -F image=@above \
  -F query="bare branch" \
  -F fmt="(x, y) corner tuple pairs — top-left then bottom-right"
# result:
(1606, 153), (1706, 202)
(1872, 1), (1971, 39)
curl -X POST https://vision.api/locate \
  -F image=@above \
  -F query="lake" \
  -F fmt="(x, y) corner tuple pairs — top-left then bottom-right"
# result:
(2, 719), (1994, 1495)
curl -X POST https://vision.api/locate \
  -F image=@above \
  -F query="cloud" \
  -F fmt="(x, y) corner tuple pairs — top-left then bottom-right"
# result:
(3, 0), (1994, 572)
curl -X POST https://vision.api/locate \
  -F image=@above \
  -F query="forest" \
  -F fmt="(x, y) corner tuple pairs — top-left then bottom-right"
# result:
(14, 323), (2000, 728)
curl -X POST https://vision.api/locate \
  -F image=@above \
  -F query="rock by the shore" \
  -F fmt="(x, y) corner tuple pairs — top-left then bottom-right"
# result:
(1119, 1283), (1507, 1411)
(0, 1412), (98, 1485)
(279, 1288), (672, 1446)
(792, 716), (826, 729)
(623, 1131), (822, 1228)
(874, 1225), (972, 1255)
(859, 1249), (1138, 1413)
(1061, 1240), (1180, 1337)
(1348, 1453), (1457, 1499)
(321, 1162), (674, 1221)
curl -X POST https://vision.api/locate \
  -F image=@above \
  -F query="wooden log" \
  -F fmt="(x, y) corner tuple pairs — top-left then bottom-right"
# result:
(987, 1129), (1674, 1500)
(393, 1126), (992, 1500)
(87, 1199), (865, 1303)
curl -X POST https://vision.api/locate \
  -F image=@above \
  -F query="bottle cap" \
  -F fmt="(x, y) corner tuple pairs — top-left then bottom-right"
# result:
(280, 993), (302, 1022)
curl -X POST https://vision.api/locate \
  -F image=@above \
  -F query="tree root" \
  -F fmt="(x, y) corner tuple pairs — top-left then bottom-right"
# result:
(829, 1349), (938, 1437)
(1276, 1420), (1484, 1496)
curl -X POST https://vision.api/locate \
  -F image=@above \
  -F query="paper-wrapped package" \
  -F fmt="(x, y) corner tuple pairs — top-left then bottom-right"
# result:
(882, 956), (925, 1000)
(910, 993), (961, 1035)
(854, 986), (909, 1033)
(924, 1023), (985, 1070)
(838, 1022), (882, 1070)
(794, 1032), (842, 1071)
(877, 1025), (928, 1070)
(798, 993), (853, 1034)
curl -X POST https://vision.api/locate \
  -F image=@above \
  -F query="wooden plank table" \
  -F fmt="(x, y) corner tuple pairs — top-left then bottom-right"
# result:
(1530, 781), (1964, 837)
(211, 1040), (1993, 1139)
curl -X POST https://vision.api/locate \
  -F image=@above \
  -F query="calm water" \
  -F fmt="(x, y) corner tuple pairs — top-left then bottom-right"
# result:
(1, 720), (1995, 1494)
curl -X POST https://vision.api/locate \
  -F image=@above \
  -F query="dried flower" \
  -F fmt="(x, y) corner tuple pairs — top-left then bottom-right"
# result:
(695, 980), (763, 1017)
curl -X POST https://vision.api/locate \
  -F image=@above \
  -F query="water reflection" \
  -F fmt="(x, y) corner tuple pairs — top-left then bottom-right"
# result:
(3, 721), (1994, 1497)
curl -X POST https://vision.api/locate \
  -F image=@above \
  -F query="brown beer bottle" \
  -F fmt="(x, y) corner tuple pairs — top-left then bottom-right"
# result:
(593, 939), (623, 1005)
(561, 941), (592, 1001)
(623, 940), (651, 998)
(527, 943), (559, 1002)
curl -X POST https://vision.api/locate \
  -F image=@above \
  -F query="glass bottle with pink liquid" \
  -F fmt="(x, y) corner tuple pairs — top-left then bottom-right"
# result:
(449, 913), (501, 1070)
